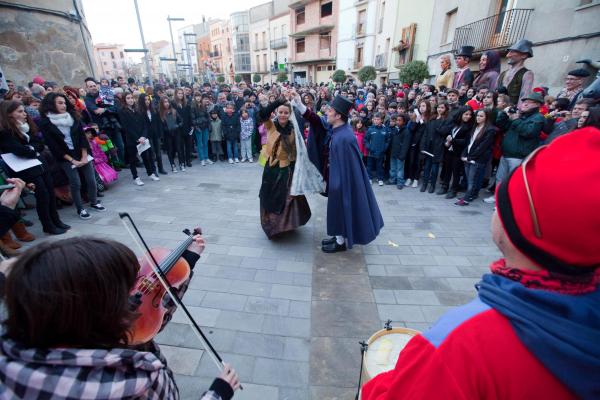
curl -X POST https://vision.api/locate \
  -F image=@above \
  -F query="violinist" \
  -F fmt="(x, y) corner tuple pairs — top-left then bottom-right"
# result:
(0, 236), (240, 400)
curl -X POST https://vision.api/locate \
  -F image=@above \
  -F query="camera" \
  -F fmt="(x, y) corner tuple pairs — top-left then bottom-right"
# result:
(508, 106), (517, 114)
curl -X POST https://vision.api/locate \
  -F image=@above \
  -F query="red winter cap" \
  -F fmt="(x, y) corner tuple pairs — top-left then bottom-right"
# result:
(496, 127), (600, 275)
(32, 75), (45, 85)
(402, 83), (409, 89)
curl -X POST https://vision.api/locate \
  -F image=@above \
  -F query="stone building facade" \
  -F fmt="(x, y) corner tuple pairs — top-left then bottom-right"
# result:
(0, 0), (95, 86)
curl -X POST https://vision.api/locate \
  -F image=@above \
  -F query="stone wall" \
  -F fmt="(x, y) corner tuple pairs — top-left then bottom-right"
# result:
(0, 0), (95, 87)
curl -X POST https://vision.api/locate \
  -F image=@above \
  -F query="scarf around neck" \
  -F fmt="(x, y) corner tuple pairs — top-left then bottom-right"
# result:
(47, 112), (74, 129)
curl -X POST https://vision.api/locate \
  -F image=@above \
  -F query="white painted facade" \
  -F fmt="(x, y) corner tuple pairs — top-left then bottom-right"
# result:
(268, 12), (290, 83)
(336, 0), (378, 77)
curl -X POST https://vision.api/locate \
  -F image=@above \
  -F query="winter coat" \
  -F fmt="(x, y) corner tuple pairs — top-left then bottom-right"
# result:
(39, 115), (91, 161)
(364, 124), (390, 157)
(354, 130), (367, 157)
(173, 102), (192, 133)
(446, 123), (472, 156)
(209, 118), (223, 141)
(501, 109), (545, 159)
(0, 128), (46, 181)
(220, 111), (241, 142)
(191, 105), (210, 130)
(420, 118), (452, 162)
(118, 107), (148, 147)
(161, 111), (182, 136)
(141, 110), (163, 141)
(389, 125), (411, 160)
(462, 125), (495, 164)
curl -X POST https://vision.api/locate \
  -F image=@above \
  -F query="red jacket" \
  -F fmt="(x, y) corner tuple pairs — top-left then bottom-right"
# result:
(362, 297), (574, 400)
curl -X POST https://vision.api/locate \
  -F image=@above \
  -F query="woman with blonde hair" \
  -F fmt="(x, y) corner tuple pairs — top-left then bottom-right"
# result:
(435, 54), (455, 91)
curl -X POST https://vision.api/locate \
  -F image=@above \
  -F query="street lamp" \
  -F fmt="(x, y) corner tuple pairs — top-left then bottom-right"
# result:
(132, 0), (153, 86)
(167, 16), (185, 77)
(183, 32), (197, 83)
(124, 48), (149, 82)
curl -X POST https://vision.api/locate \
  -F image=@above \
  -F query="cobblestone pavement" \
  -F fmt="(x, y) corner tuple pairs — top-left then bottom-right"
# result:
(21, 158), (500, 400)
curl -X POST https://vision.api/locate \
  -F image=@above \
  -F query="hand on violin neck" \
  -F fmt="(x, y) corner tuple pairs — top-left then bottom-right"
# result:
(186, 234), (206, 256)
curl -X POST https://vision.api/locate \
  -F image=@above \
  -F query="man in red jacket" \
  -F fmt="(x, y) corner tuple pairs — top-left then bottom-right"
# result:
(362, 127), (600, 400)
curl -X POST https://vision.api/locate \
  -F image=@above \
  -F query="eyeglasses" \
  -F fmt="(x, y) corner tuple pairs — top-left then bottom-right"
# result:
(520, 145), (547, 238)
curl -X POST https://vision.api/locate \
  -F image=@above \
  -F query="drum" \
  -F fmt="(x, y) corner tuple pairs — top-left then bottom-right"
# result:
(361, 327), (420, 387)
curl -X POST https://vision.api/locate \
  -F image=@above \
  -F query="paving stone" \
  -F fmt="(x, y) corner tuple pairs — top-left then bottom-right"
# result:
(229, 279), (272, 296)
(228, 245), (264, 258)
(313, 273), (374, 302)
(232, 331), (285, 358)
(384, 265), (425, 277)
(234, 383), (279, 400)
(262, 315), (311, 338)
(159, 345), (204, 376)
(215, 311), (265, 333)
(377, 304), (426, 323)
(203, 253), (243, 267)
(435, 290), (476, 306)
(215, 266), (257, 281)
(408, 277), (452, 291)
(240, 257), (278, 270)
(421, 305), (453, 323)
(373, 289), (396, 304)
(309, 337), (360, 388)
(252, 358), (309, 388)
(288, 301), (311, 319)
(399, 254), (437, 266)
(394, 290), (440, 305)
(271, 284), (311, 301)
(365, 254), (400, 264)
(171, 306), (221, 327)
(446, 277), (479, 292)
(255, 270), (296, 285)
(201, 292), (248, 311)
(410, 245), (448, 256)
(279, 387), (310, 400)
(312, 300), (379, 338)
(245, 296), (290, 316)
(292, 273), (312, 287)
(309, 386), (356, 400)
(174, 374), (214, 400)
(367, 264), (387, 276)
(422, 265), (463, 277)
(369, 276), (412, 290)
(282, 337), (311, 362)
(276, 260), (313, 274)
(458, 266), (489, 277)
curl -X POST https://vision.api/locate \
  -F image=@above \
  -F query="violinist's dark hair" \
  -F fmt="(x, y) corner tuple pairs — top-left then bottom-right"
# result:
(3, 237), (140, 349)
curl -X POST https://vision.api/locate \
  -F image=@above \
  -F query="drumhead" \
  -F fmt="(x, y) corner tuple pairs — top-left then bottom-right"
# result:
(363, 327), (420, 381)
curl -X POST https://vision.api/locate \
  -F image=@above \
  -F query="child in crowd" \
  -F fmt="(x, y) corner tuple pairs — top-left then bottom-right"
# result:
(92, 126), (121, 170)
(239, 108), (254, 163)
(387, 114), (411, 190)
(209, 109), (223, 163)
(98, 78), (115, 107)
(83, 124), (118, 187)
(221, 102), (241, 164)
(364, 112), (390, 186)
(352, 118), (368, 162)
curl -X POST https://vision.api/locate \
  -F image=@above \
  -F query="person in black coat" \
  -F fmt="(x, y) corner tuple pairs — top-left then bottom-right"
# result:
(420, 102), (453, 193)
(190, 92), (212, 166)
(457, 109), (495, 205)
(219, 102), (241, 163)
(404, 101), (431, 188)
(387, 113), (411, 189)
(0, 100), (69, 234)
(138, 94), (167, 175)
(158, 96), (184, 172)
(119, 93), (158, 185)
(440, 106), (475, 199)
(39, 93), (106, 220)
(173, 89), (193, 168)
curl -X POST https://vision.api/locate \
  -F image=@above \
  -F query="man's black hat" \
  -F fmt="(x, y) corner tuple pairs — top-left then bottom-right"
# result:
(508, 39), (533, 58)
(330, 95), (353, 117)
(568, 68), (591, 78)
(456, 46), (474, 58)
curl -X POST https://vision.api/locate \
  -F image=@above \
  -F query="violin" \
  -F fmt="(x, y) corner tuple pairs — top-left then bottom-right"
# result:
(119, 213), (240, 388)
(128, 226), (201, 344)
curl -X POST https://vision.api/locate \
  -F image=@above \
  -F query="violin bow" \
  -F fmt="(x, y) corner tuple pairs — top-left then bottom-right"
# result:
(119, 212), (239, 387)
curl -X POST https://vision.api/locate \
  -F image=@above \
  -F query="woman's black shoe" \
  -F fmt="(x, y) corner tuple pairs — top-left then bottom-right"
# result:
(428, 184), (435, 193)
(420, 184), (428, 192)
(22, 219), (34, 227)
(322, 241), (347, 253)
(43, 226), (67, 235)
(445, 191), (457, 199)
(321, 237), (336, 246)
(158, 169), (168, 175)
(54, 222), (71, 230)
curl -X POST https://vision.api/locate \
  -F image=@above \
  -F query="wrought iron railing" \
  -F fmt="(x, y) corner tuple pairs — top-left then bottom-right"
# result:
(374, 53), (387, 70)
(452, 8), (533, 53)
(270, 38), (288, 49)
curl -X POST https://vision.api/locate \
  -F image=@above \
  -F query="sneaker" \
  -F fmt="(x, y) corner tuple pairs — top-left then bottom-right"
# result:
(228, 158), (234, 164)
(248, 158), (254, 163)
(234, 158), (240, 163)
(455, 198), (469, 206)
(150, 173), (160, 181)
(405, 179), (412, 187)
(172, 165), (178, 173)
(134, 177), (144, 186)
(483, 195), (496, 204)
(241, 158), (247, 163)
(411, 179), (419, 188)
(206, 159), (214, 165)
(90, 202), (106, 212)
(79, 209), (91, 219)
(378, 180), (384, 186)
(180, 164), (186, 172)
(201, 160), (206, 166)
(396, 184), (404, 190)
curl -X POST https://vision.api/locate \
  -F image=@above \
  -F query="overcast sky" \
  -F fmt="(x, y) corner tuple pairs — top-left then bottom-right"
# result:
(82, 0), (268, 49)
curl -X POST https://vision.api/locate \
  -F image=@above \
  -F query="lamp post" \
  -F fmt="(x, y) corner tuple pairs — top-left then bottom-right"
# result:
(184, 32), (197, 83)
(132, 0), (153, 86)
(124, 48), (149, 83)
(167, 16), (185, 78)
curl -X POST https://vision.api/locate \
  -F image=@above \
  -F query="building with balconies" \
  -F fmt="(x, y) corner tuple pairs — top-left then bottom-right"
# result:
(209, 19), (234, 83)
(288, 0), (338, 84)
(93, 43), (127, 80)
(250, 2), (274, 84)
(425, 0), (600, 94)
(231, 11), (252, 83)
(269, 0), (291, 83)
(337, 0), (378, 79)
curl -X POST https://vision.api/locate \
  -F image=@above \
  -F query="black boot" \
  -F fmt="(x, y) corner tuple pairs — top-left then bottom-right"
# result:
(445, 191), (457, 199)
(436, 187), (448, 195)
(420, 183), (428, 192)
(321, 237), (336, 246)
(428, 184), (436, 193)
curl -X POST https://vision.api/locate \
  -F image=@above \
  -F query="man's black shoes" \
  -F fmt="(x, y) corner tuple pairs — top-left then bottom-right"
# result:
(321, 237), (336, 246)
(322, 241), (347, 253)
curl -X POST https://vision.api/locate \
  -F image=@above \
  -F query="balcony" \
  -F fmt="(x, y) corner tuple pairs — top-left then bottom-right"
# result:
(270, 38), (287, 49)
(452, 8), (533, 53)
(209, 51), (220, 58)
(271, 66), (289, 73)
(374, 53), (387, 70)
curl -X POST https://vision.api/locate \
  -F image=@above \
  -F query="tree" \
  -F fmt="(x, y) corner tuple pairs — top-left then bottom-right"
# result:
(252, 73), (262, 83)
(276, 72), (288, 83)
(357, 66), (377, 83)
(216, 75), (225, 83)
(234, 74), (243, 83)
(331, 69), (346, 83)
(398, 60), (429, 86)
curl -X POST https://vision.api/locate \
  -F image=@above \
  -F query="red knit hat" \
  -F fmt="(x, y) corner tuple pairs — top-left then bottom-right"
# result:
(32, 75), (45, 85)
(496, 127), (600, 275)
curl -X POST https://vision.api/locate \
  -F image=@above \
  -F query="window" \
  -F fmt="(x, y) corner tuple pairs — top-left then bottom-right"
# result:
(255, 33), (259, 48)
(110, 51), (115, 59)
(281, 24), (286, 37)
(296, 38), (305, 53)
(263, 54), (268, 70)
(378, 1), (385, 33)
(319, 32), (331, 50)
(442, 8), (458, 44)
(273, 26), (278, 38)
(262, 32), (267, 48)
(120, 51), (124, 58)
(296, 7), (305, 25)
(112, 61), (117, 69)
(256, 54), (260, 70)
(321, 1), (333, 18)
(103, 61), (107, 66)
(357, 10), (367, 35)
